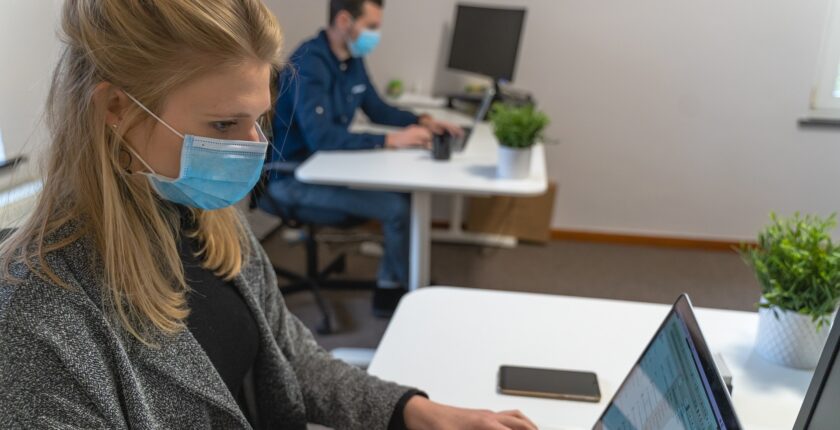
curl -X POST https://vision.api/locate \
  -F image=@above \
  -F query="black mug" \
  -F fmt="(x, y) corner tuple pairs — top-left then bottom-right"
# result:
(432, 133), (452, 161)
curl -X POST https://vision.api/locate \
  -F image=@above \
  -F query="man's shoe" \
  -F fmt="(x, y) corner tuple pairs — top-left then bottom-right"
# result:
(372, 287), (407, 318)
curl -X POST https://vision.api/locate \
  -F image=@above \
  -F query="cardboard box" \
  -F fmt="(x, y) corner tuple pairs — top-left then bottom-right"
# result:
(466, 182), (557, 243)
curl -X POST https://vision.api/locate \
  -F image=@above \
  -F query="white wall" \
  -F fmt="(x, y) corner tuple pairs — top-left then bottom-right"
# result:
(0, 1), (63, 184)
(265, 0), (328, 57)
(269, 0), (840, 241)
(5, 1), (840, 241)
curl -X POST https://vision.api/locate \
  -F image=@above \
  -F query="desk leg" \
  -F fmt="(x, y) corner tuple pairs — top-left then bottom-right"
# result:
(409, 191), (431, 291)
(449, 194), (466, 234)
(430, 194), (518, 248)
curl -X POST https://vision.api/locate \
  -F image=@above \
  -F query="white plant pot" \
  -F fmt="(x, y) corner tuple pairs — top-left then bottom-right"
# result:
(754, 300), (834, 369)
(497, 146), (532, 179)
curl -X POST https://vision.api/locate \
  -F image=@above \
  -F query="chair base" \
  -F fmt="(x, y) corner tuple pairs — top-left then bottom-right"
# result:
(273, 253), (377, 335)
(260, 220), (378, 335)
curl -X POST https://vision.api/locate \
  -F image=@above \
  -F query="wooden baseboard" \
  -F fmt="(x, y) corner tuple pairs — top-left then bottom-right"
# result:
(432, 220), (751, 251)
(550, 229), (751, 252)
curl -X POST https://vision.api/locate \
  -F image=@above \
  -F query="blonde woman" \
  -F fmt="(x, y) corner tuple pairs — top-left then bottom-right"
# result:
(0, 1), (537, 429)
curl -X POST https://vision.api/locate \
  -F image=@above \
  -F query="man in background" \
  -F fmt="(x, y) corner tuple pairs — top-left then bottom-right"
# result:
(269, 0), (462, 317)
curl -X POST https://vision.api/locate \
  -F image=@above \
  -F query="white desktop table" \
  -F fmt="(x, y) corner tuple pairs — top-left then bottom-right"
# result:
(369, 287), (813, 430)
(0, 180), (41, 229)
(296, 109), (548, 291)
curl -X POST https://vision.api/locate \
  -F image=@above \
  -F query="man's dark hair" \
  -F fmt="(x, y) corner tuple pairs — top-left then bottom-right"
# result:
(329, 0), (384, 25)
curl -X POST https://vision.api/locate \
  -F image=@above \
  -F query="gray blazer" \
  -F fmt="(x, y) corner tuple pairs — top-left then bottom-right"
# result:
(0, 218), (413, 429)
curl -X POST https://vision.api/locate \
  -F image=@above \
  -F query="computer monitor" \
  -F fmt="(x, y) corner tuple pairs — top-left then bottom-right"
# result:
(793, 311), (840, 429)
(447, 4), (526, 82)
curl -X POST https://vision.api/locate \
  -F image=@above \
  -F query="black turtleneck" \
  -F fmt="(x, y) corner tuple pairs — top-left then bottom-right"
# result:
(176, 207), (259, 418)
(174, 205), (421, 429)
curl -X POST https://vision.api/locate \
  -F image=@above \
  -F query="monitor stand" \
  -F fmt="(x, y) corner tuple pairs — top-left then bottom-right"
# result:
(445, 79), (505, 120)
(446, 79), (533, 119)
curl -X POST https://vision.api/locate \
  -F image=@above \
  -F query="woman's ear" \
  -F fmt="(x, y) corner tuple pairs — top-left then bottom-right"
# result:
(92, 82), (130, 127)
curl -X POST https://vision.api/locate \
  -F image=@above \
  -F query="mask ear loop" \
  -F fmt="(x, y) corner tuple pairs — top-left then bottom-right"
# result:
(118, 146), (133, 173)
(109, 123), (134, 175)
(123, 92), (185, 139)
(124, 145), (159, 176)
(255, 123), (268, 143)
(121, 92), (182, 177)
(110, 120), (160, 176)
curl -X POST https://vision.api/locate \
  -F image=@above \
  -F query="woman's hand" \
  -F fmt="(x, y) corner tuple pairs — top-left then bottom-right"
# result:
(403, 396), (538, 430)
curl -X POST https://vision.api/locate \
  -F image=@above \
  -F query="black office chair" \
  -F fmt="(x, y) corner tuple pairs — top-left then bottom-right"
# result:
(249, 163), (378, 335)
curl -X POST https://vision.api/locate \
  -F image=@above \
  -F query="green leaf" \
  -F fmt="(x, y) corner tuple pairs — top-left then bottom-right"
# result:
(740, 213), (840, 321)
(489, 103), (551, 149)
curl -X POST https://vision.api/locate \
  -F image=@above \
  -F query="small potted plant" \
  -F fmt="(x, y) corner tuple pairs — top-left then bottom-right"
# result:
(741, 213), (840, 369)
(489, 103), (549, 179)
(386, 79), (404, 98)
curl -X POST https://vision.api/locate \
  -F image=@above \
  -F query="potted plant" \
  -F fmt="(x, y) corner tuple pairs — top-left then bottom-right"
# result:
(489, 103), (549, 179)
(741, 213), (840, 369)
(386, 79), (404, 98)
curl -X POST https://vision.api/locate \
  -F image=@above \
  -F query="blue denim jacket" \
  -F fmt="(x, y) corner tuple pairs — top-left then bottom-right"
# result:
(272, 30), (418, 164)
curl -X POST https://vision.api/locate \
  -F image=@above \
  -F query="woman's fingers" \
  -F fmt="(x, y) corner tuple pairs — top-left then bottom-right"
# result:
(494, 413), (539, 430)
(498, 409), (538, 429)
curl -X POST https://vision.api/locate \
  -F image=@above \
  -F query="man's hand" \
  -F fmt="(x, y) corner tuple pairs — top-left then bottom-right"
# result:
(386, 125), (434, 149)
(403, 396), (538, 430)
(418, 115), (465, 138)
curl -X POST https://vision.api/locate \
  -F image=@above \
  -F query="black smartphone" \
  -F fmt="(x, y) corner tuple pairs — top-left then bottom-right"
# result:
(498, 365), (601, 402)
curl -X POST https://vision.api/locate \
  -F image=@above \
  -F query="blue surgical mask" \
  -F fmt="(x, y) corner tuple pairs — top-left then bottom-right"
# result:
(348, 28), (381, 58)
(124, 93), (268, 210)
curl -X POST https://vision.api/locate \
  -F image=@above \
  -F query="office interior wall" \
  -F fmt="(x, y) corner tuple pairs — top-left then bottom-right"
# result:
(5, 1), (840, 241)
(0, 1), (64, 184)
(271, 0), (840, 241)
(266, 0), (329, 56)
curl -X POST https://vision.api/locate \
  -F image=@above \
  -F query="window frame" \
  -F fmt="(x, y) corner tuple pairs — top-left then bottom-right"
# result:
(811, 0), (840, 117)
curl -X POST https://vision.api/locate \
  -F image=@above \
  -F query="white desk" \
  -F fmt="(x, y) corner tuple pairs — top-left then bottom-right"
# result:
(0, 180), (41, 229)
(296, 109), (548, 291)
(369, 288), (813, 430)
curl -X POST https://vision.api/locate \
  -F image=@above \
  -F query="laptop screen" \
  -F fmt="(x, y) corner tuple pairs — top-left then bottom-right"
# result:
(598, 312), (728, 430)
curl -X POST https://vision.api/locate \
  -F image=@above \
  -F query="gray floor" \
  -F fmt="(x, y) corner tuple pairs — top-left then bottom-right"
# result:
(260, 230), (762, 352)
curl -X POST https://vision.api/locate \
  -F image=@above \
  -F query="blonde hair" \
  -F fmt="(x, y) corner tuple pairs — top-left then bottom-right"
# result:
(0, 0), (283, 344)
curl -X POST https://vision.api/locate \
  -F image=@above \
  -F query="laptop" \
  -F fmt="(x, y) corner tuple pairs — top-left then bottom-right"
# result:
(592, 294), (742, 429)
(452, 86), (496, 153)
(793, 310), (840, 429)
(543, 294), (742, 430)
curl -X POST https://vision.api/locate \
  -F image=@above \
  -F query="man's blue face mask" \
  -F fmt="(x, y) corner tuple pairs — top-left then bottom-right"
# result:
(348, 28), (381, 58)
(124, 93), (268, 210)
